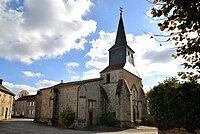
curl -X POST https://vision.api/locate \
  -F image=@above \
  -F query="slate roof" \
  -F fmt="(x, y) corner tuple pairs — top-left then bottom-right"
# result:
(0, 84), (15, 96)
(109, 15), (127, 50)
(101, 13), (140, 79)
(40, 78), (103, 90)
(100, 63), (125, 73)
(16, 95), (36, 101)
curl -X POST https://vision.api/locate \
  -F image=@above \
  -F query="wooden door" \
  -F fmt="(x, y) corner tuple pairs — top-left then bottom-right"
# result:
(5, 108), (8, 119)
(89, 111), (93, 125)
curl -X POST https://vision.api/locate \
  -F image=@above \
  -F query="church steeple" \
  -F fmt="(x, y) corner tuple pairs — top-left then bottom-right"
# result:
(101, 9), (140, 78)
(110, 9), (127, 50)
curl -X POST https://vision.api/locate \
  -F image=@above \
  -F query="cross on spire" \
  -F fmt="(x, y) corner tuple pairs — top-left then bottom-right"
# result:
(120, 7), (123, 16)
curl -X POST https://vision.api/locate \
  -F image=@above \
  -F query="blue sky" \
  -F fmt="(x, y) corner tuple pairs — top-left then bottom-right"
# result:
(0, 0), (184, 96)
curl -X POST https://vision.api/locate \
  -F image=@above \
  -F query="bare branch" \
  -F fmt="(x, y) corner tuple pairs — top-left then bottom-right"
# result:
(145, 0), (165, 5)
(143, 12), (167, 21)
(142, 30), (181, 37)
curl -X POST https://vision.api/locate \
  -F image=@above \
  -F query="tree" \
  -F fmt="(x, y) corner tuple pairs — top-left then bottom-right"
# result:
(149, 0), (200, 81)
(146, 77), (200, 131)
(18, 90), (29, 98)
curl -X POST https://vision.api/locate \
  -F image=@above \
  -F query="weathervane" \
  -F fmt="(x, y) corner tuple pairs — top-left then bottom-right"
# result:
(120, 7), (123, 16)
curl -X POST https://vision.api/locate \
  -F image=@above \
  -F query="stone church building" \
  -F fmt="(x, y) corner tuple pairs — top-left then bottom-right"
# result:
(35, 13), (147, 128)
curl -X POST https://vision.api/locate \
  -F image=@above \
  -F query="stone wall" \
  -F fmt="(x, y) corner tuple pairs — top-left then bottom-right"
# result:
(100, 69), (123, 84)
(116, 79), (133, 128)
(123, 70), (148, 119)
(35, 87), (53, 124)
(82, 81), (102, 126)
(0, 92), (13, 120)
(14, 100), (27, 116)
(26, 101), (36, 118)
(100, 69), (122, 113)
(34, 91), (41, 123)
(54, 80), (102, 128)
(56, 84), (78, 125)
(101, 82), (118, 113)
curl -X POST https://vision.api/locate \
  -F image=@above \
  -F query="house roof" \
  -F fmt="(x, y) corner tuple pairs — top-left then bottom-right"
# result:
(16, 95), (36, 101)
(0, 84), (15, 96)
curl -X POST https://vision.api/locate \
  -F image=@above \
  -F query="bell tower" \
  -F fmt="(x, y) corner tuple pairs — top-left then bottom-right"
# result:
(100, 10), (140, 81)
(100, 9), (147, 128)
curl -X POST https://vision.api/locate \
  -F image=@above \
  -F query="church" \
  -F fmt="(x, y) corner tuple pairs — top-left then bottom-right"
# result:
(34, 12), (147, 128)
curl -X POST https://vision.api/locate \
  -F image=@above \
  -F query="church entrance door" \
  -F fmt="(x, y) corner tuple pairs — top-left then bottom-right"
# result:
(89, 111), (93, 125)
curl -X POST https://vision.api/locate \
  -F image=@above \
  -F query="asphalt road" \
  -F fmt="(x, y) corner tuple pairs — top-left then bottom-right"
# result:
(0, 118), (158, 134)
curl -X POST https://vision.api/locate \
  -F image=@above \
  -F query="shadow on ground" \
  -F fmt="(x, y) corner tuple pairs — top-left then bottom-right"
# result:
(0, 119), (158, 134)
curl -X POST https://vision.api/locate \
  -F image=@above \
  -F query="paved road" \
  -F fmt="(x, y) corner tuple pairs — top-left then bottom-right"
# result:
(0, 118), (158, 134)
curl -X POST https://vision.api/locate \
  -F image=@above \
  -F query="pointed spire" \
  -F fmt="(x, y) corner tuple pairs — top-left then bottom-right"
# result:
(112, 7), (127, 49)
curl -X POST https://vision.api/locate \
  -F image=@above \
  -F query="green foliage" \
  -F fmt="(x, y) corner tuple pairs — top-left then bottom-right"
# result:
(100, 112), (116, 126)
(147, 77), (200, 131)
(135, 119), (142, 126)
(150, 0), (200, 81)
(60, 108), (75, 127)
(143, 116), (155, 126)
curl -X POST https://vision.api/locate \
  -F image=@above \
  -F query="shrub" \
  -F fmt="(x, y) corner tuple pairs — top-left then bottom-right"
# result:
(100, 112), (116, 126)
(135, 119), (142, 127)
(147, 78), (200, 131)
(142, 116), (155, 126)
(60, 108), (75, 127)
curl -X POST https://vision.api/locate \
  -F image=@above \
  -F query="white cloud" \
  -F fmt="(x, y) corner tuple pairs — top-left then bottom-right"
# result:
(3, 82), (37, 96)
(71, 75), (81, 80)
(85, 31), (116, 69)
(35, 80), (59, 89)
(65, 62), (79, 74)
(0, 0), (96, 64)
(66, 62), (79, 68)
(22, 71), (44, 78)
(130, 34), (182, 77)
(3, 79), (59, 98)
(86, 31), (182, 77)
(84, 31), (183, 90)
(81, 69), (100, 80)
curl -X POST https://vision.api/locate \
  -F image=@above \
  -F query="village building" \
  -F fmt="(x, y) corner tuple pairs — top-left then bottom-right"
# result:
(13, 95), (36, 118)
(35, 13), (148, 128)
(0, 79), (15, 120)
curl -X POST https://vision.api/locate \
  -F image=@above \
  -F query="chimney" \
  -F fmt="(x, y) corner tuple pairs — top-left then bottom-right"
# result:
(0, 79), (3, 85)
(61, 80), (63, 83)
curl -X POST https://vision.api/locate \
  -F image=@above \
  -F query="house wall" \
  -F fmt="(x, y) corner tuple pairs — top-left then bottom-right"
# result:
(14, 100), (36, 118)
(14, 100), (27, 116)
(26, 101), (36, 118)
(0, 91), (13, 120)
